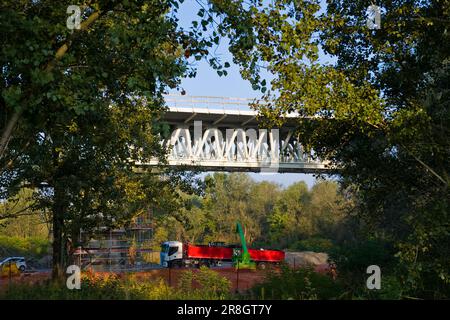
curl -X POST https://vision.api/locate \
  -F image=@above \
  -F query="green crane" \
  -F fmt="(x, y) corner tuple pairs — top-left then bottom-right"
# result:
(232, 222), (256, 269)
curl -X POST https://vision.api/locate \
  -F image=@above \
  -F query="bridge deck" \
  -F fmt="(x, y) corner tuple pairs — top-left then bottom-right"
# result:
(163, 106), (301, 128)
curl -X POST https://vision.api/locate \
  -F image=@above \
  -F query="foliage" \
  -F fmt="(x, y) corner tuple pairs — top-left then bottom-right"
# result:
(153, 173), (348, 249)
(268, 180), (346, 247)
(0, 235), (49, 259)
(328, 239), (396, 295)
(291, 237), (334, 253)
(0, 188), (49, 239)
(321, 0), (450, 298)
(150, 226), (170, 251)
(1, 267), (232, 300)
(251, 265), (343, 300)
(204, 0), (450, 298)
(1, 262), (20, 277)
(0, 0), (208, 278)
(177, 266), (232, 299)
(1, 0), (447, 298)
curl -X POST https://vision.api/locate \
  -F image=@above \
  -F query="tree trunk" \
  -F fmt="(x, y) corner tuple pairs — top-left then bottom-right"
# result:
(0, 110), (21, 159)
(52, 183), (66, 280)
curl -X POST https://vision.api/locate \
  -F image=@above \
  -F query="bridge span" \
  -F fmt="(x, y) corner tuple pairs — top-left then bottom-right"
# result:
(137, 96), (330, 173)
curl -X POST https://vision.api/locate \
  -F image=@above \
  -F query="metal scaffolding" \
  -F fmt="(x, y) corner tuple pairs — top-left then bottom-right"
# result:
(73, 212), (159, 271)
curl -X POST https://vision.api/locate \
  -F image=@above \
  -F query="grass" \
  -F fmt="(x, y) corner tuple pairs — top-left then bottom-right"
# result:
(0, 266), (233, 300)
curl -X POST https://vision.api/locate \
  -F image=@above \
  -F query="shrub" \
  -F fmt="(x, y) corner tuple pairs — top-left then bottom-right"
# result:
(292, 238), (334, 252)
(179, 266), (232, 299)
(328, 239), (399, 299)
(0, 267), (232, 300)
(251, 265), (343, 300)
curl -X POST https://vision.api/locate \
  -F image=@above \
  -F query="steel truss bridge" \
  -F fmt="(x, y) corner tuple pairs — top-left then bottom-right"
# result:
(137, 95), (330, 173)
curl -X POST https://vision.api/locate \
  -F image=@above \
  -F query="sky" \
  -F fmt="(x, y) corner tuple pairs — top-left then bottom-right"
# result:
(167, 1), (333, 189)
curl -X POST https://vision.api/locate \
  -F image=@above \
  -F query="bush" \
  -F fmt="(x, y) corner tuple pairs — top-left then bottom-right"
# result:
(251, 265), (343, 300)
(291, 238), (334, 252)
(0, 267), (232, 300)
(178, 266), (232, 299)
(328, 239), (399, 299)
(329, 239), (395, 276)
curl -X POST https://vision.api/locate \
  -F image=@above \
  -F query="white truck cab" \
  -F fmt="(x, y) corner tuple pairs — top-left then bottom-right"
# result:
(160, 241), (183, 267)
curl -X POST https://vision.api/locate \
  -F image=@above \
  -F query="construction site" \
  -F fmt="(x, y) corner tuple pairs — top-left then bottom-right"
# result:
(72, 211), (159, 271)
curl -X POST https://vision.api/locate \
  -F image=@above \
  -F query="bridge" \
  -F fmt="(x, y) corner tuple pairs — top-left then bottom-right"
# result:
(137, 95), (330, 173)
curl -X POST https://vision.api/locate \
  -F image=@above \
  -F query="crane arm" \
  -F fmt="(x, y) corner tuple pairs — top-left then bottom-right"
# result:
(236, 222), (249, 256)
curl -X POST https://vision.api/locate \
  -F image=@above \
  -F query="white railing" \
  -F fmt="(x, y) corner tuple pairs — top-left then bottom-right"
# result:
(163, 94), (265, 112)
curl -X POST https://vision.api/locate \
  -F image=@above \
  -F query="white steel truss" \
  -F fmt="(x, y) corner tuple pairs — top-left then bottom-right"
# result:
(140, 123), (328, 173)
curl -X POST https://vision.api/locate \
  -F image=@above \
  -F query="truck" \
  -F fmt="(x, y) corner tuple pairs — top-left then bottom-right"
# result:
(160, 222), (285, 269)
(160, 241), (285, 269)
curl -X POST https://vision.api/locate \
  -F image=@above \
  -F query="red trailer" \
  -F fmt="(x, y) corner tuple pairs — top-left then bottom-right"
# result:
(186, 244), (233, 260)
(248, 248), (285, 263)
(161, 241), (285, 268)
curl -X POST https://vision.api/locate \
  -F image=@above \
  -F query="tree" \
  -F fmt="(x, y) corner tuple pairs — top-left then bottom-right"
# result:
(154, 173), (282, 246)
(207, 0), (449, 297)
(320, 0), (449, 298)
(202, 173), (258, 243)
(308, 181), (345, 240)
(0, 0), (209, 279)
(268, 182), (309, 245)
(0, 188), (49, 238)
(266, 180), (345, 247)
(153, 173), (347, 251)
(247, 181), (281, 245)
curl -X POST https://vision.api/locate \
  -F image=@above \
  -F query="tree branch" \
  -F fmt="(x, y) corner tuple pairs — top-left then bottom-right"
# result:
(0, 204), (37, 220)
(401, 144), (449, 186)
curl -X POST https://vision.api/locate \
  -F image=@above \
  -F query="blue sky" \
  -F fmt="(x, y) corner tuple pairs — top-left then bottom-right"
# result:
(167, 1), (333, 188)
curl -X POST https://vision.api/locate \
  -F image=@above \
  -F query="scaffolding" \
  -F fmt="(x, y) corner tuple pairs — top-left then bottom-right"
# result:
(73, 211), (160, 271)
